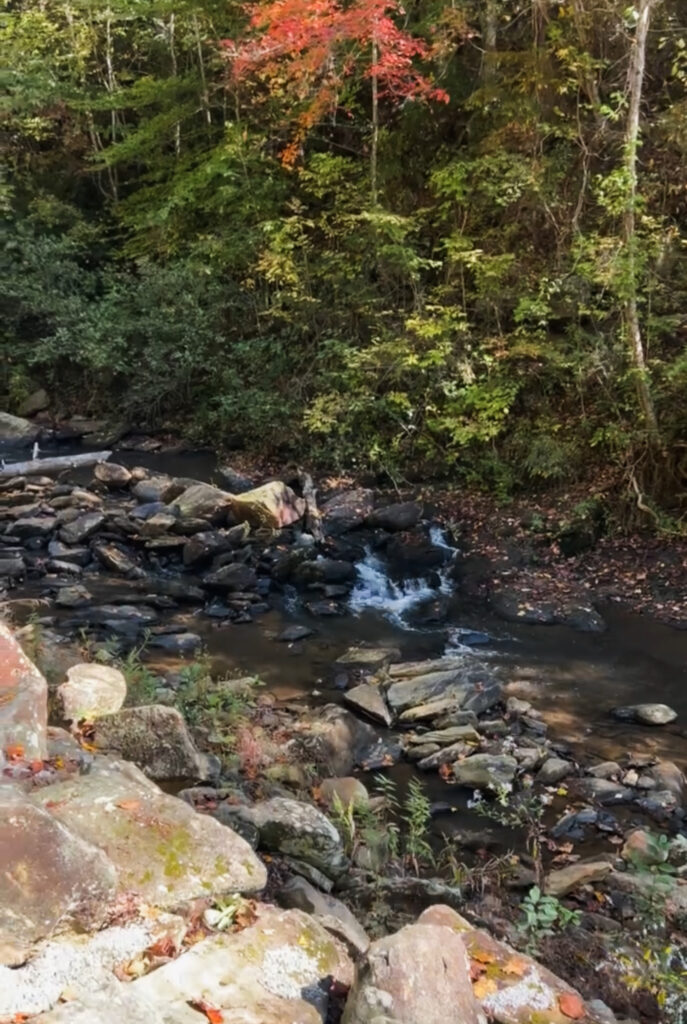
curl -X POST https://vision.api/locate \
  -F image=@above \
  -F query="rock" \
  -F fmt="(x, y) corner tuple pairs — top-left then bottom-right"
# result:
(0, 555), (25, 578)
(182, 530), (233, 569)
(277, 624), (315, 642)
(93, 542), (139, 575)
(132, 475), (185, 504)
(54, 584), (91, 608)
(0, 411), (40, 441)
(611, 703), (677, 725)
(18, 388), (49, 417)
(278, 876), (370, 954)
(365, 501), (423, 532)
(386, 660), (500, 714)
(147, 632), (202, 655)
(336, 646), (400, 670)
(343, 683), (393, 726)
(47, 540), (91, 566)
(31, 760), (266, 902)
(244, 796), (347, 879)
(536, 757), (573, 785)
(129, 500), (167, 521)
(318, 777), (369, 808)
(410, 724), (480, 746)
(544, 859), (613, 896)
(133, 905), (353, 1024)
(295, 558), (355, 585)
(306, 598), (344, 616)
(304, 705), (401, 775)
(647, 760), (685, 803)
(621, 828), (669, 867)
(342, 921), (479, 1024)
(0, 788), (117, 965)
(0, 623), (48, 759)
(587, 761), (621, 779)
(11, 516), (56, 539)
(576, 778), (633, 804)
(59, 512), (105, 545)
(417, 905), (593, 1024)
(33, 985), (202, 1024)
(93, 706), (215, 781)
(321, 488), (374, 534)
(170, 483), (232, 522)
(386, 532), (450, 573)
(67, 604), (158, 631)
(217, 464), (254, 493)
(417, 741), (472, 771)
(59, 663), (127, 722)
(491, 590), (605, 632)
(94, 462), (132, 488)
(452, 754), (518, 791)
(203, 563), (257, 591)
(229, 481), (306, 529)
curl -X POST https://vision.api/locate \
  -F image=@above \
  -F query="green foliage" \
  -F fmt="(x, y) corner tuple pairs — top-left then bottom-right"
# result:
(518, 886), (582, 955)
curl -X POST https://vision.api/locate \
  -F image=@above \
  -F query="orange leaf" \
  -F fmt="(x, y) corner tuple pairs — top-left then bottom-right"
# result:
(5, 744), (24, 760)
(558, 992), (585, 1019)
(472, 949), (495, 964)
(30, 759), (44, 773)
(503, 955), (528, 976)
(473, 976), (498, 999)
(148, 935), (177, 958)
(190, 1001), (224, 1023)
(116, 799), (141, 812)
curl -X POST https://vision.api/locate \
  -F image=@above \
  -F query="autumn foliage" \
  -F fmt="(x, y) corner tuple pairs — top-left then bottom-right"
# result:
(223, 0), (448, 163)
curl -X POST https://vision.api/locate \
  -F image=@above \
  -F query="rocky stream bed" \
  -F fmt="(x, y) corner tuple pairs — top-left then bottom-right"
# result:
(1, 424), (686, 1023)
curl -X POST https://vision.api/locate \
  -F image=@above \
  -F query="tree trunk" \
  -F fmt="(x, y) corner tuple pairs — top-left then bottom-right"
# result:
(371, 35), (379, 206)
(622, 0), (659, 438)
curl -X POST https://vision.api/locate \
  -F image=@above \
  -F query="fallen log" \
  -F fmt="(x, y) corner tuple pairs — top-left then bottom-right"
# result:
(0, 450), (112, 480)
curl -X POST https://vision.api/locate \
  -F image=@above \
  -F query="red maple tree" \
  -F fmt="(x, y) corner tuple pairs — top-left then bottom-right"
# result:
(223, 0), (449, 168)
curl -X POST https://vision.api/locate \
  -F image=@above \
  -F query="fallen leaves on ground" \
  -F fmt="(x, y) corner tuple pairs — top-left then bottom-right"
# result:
(190, 1000), (224, 1023)
(473, 976), (498, 998)
(558, 992), (585, 1019)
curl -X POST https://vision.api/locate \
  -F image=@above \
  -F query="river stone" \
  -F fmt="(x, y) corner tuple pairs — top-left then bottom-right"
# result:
(303, 705), (401, 775)
(170, 482), (232, 522)
(365, 500), (423, 532)
(93, 705), (215, 781)
(217, 464), (254, 493)
(452, 753), (518, 791)
(337, 646), (400, 670)
(417, 905), (593, 1024)
(0, 789), (117, 965)
(59, 663), (127, 722)
(277, 624), (315, 642)
(544, 859), (613, 896)
(321, 487), (374, 534)
(94, 461), (132, 488)
(318, 777), (370, 808)
(0, 622), (48, 759)
(536, 757), (573, 785)
(244, 796), (347, 879)
(278, 875), (370, 954)
(133, 905), (352, 1023)
(386, 661), (500, 714)
(295, 558), (356, 584)
(182, 530), (233, 568)
(203, 563), (258, 591)
(30, 760), (266, 903)
(54, 584), (91, 608)
(621, 828), (669, 867)
(67, 604), (158, 628)
(132, 475), (184, 504)
(47, 539), (91, 566)
(611, 702), (677, 725)
(93, 542), (139, 575)
(342, 922), (479, 1024)
(12, 516), (56, 539)
(587, 761), (621, 779)
(647, 760), (685, 803)
(409, 724), (480, 746)
(417, 741), (472, 771)
(229, 480), (306, 529)
(343, 683), (393, 726)
(576, 777), (633, 804)
(59, 511), (105, 545)
(147, 631), (203, 654)
(0, 555), (25, 577)
(0, 411), (40, 440)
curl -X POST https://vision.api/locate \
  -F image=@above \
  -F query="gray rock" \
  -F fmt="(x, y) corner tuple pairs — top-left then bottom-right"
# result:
(344, 683), (393, 726)
(93, 705), (214, 781)
(47, 539), (91, 566)
(94, 462), (132, 488)
(55, 584), (92, 608)
(452, 753), (518, 791)
(217, 464), (254, 493)
(11, 516), (56, 539)
(321, 488), (374, 534)
(170, 482), (232, 522)
(203, 563), (257, 591)
(132, 475), (185, 504)
(279, 875), (370, 954)
(182, 530), (233, 568)
(536, 757), (573, 785)
(18, 388), (49, 417)
(0, 411), (40, 441)
(303, 705), (400, 775)
(587, 761), (621, 779)
(336, 646), (400, 670)
(0, 622), (48, 759)
(417, 741), (473, 771)
(0, 555), (25, 577)
(647, 760), (685, 803)
(59, 512), (105, 545)
(93, 542), (139, 575)
(544, 860), (613, 896)
(365, 500), (423, 531)
(294, 558), (355, 584)
(277, 624), (314, 642)
(59, 663), (127, 722)
(576, 778), (634, 804)
(246, 797), (348, 879)
(387, 661), (500, 715)
(147, 631), (202, 655)
(611, 703), (677, 726)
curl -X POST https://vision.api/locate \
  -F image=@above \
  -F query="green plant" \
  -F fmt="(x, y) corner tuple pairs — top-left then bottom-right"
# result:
(402, 778), (435, 875)
(478, 789), (549, 885)
(518, 886), (582, 954)
(176, 665), (262, 730)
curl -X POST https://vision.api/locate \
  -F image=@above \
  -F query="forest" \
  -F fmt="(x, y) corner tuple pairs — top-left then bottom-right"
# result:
(2, 0), (686, 520)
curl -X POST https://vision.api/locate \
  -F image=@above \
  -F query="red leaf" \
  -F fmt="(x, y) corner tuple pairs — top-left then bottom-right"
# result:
(190, 1001), (224, 1023)
(559, 992), (585, 1019)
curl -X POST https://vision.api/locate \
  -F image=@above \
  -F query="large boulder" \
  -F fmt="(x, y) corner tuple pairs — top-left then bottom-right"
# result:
(18, 388), (49, 417)
(321, 488), (374, 535)
(132, 905), (353, 1024)
(386, 658), (501, 716)
(30, 759), (266, 904)
(366, 501), (423, 532)
(0, 411), (40, 441)
(343, 921), (480, 1024)
(132, 475), (185, 504)
(170, 482), (232, 522)
(92, 705), (216, 781)
(0, 622), (48, 759)
(0, 787), (117, 965)
(242, 796), (348, 879)
(58, 662), (127, 722)
(229, 480), (306, 529)
(278, 875), (370, 954)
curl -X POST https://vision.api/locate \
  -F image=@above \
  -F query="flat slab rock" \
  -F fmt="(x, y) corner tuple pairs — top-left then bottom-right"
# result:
(386, 658), (501, 715)
(343, 683), (393, 726)
(132, 905), (353, 1024)
(0, 621), (48, 759)
(0, 786), (117, 965)
(30, 759), (266, 905)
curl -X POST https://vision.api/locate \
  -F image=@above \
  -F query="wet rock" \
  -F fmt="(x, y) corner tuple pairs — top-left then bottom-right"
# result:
(401, 703), (477, 726)
(129, 501), (167, 521)
(343, 683), (393, 726)
(59, 511), (105, 545)
(170, 482), (232, 522)
(0, 555), (25, 578)
(279, 876), (370, 954)
(12, 516), (56, 539)
(491, 591), (605, 632)
(55, 584), (92, 608)
(343, 921), (479, 1024)
(133, 905), (353, 1024)
(68, 604), (158, 628)
(31, 759), (266, 902)
(245, 796), (347, 879)
(59, 663), (127, 722)
(304, 705), (401, 775)
(322, 488), (374, 534)
(587, 761), (621, 779)
(611, 703), (677, 725)
(217, 464), (254, 493)
(93, 542), (139, 575)
(366, 501), (423, 532)
(0, 411), (40, 441)
(138, 578), (206, 603)
(647, 760), (685, 803)
(544, 859), (613, 896)
(229, 480), (305, 529)
(386, 532), (450, 573)
(93, 461), (132, 488)
(182, 530), (233, 569)
(318, 777), (369, 808)
(417, 741), (473, 771)
(277, 624), (315, 642)
(536, 757), (573, 785)
(47, 539), (91, 566)
(452, 754), (518, 791)
(0, 789), (117, 965)
(306, 598), (344, 616)
(295, 557), (355, 584)
(386, 660), (500, 715)
(147, 631), (202, 655)
(132, 475), (184, 504)
(0, 622), (48, 759)
(203, 563), (257, 592)
(411, 724), (480, 746)
(576, 778), (634, 804)
(93, 705), (214, 780)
